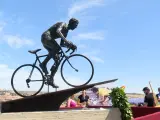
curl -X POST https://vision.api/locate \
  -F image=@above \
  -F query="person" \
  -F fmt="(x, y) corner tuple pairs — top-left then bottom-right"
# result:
(66, 94), (77, 108)
(156, 87), (160, 102)
(91, 87), (111, 105)
(77, 90), (90, 107)
(142, 87), (155, 107)
(40, 18), (79, 88)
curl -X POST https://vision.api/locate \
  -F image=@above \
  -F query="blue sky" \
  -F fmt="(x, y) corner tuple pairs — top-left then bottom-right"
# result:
(0, 0), (160, 93)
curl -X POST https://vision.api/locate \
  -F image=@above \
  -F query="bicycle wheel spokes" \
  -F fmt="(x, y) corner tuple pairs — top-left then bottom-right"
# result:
(11, 64), (44, 97)
(61, 54), (94, 87)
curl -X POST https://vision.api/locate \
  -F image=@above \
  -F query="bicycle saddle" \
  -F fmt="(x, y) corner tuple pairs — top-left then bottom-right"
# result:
(28, 49), (41, 54)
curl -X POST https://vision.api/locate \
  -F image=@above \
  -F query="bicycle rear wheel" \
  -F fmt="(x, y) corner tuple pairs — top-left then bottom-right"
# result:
(11, 64), (44, 97)
(60, 54), (94, 87)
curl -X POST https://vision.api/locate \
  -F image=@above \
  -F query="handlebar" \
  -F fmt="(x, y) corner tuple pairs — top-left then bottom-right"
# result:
(65, 47), (77, 55)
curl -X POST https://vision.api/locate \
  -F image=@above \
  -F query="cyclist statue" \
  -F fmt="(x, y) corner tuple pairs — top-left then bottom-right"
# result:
(40, 18), (79, 88)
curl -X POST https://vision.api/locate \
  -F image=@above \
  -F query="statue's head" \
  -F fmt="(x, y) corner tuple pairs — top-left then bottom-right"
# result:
(68, 18), (79, 30)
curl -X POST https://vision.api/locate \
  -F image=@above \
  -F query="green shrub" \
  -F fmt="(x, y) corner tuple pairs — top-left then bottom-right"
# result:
(109, 87), (133, 120)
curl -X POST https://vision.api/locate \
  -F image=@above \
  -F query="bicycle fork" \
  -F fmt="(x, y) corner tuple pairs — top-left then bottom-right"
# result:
(66, 59), (78, 72)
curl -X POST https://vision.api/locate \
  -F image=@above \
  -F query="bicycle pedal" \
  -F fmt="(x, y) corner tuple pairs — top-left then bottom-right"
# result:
(27, 84), (30, 88)
(44, 80), (48, 84)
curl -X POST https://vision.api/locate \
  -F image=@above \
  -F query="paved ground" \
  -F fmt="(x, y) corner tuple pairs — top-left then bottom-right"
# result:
(0, 108), (121, 120)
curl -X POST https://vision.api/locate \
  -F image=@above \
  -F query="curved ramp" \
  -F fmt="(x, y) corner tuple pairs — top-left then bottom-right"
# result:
(1, 79), (118, 113)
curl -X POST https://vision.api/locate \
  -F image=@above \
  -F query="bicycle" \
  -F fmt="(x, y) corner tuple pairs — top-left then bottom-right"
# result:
(11, 46), (94, 97)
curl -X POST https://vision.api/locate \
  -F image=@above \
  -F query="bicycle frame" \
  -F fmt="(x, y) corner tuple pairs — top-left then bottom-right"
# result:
(28, 48), (77, 79)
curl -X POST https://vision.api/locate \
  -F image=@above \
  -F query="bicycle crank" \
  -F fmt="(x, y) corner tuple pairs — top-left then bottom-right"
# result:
(26, 78), (31, 88)
(44, 75), (51, 85)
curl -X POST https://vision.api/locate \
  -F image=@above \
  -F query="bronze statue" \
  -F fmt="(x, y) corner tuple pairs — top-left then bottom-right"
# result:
(40, 18), (79, 88)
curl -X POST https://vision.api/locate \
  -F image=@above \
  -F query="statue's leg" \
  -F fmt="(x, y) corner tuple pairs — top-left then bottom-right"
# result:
(47, 40), (61, 88)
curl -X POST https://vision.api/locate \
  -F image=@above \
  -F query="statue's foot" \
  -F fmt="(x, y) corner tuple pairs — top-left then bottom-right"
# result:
(48, 80), (59, 88)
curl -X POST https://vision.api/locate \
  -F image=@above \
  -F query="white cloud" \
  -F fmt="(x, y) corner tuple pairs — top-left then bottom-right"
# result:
(0, 23), (34, 48)
(68, 0), (105, 18)
(83, 50), (101, 55)
(0, 52), (10, 62)
(77, 44), (87, 49)
(89, 56), (104, 63)
(0, 64), (14, 90)
(0, 21), (6, 33)
(66, 0), (106, 28)
(67, 0), (106, 63)
(0, 26), (3, 33)
(72, 31), (105, 41)
(0, 11), (3, 17)
(0, 12), (34, 48)
(83, 50), (104, 63)
(3, 34), (34, 48)
(9, 14), (24, 24)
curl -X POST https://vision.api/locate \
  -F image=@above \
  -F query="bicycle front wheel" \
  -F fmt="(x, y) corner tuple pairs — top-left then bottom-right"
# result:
(61, 54), (94, 87)
(11, 64), (44, 97)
